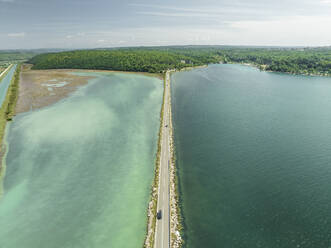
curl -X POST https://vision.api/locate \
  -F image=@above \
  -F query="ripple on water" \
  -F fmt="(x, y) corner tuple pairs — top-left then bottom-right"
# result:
(0, 72), (163, 248)
(172, 64), (331, 248)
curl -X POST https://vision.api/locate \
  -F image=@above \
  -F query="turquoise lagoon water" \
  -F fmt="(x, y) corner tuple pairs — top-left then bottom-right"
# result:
(172, 64), (331, 248)
(0, 72), (163, 248)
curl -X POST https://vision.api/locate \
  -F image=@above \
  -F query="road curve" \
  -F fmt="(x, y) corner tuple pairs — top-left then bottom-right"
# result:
(154, 71), (172, 248)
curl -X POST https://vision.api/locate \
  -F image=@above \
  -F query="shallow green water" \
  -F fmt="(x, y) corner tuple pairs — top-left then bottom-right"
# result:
(0, 72), (163, 248)
(172, 64), (331, 248)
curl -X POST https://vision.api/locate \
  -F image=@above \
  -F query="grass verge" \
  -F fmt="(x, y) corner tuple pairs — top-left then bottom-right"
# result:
(0, 64), (21, 172)
(168, 72), (183, 248)
(143, 73), (166, 248)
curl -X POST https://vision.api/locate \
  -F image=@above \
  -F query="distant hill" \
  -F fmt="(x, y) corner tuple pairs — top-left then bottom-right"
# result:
(0, 49), (69, 67)
(29, 46), (331, 75)
(29, 48), (219, 73)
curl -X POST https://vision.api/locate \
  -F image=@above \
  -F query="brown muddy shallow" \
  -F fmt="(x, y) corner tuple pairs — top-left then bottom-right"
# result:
(16, 65), (163, 114)
(16, 65), (94, 113)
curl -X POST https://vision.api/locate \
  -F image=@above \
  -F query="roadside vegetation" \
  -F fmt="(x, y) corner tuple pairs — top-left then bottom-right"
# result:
(168, 86), (183, 248)
(29, 46), (331, 76)
(0, 64), (13, 82)
(144, 74), (166, 248)
(0, 64), (21, 154)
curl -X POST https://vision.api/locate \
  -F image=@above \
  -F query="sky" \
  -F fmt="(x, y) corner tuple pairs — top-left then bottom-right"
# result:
(1, 0), (331, 49)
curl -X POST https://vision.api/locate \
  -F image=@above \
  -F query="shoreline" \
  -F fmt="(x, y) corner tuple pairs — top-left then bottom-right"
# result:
(77, 69), (164, 80)
(0, 123), (10, 198)
(144, 70), (183, 248)
(16, 65), (94, 114)
(224, 62), (331, 78)
(168, 71), (183, 248)
(179, 65), (208, 72)
(16, 65), (164, 114)
(30, 66), (164, 80)
(144, 73), (166, 248)
(0, 65), (20, 175)
(185, 62), (331, 78)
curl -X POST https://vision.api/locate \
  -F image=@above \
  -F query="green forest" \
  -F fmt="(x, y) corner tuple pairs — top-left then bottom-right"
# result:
(29, 46), (331, 75)
(217, 47), (331, 75)
(29, 49), (219, 73)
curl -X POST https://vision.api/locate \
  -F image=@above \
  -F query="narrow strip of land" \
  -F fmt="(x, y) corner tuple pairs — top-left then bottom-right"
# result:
(0, 65), (13, 82)
(0, 64), (19, 171)
(154, 71), (172, 248)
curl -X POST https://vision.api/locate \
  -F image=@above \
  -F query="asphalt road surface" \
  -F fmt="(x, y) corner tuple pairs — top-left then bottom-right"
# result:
(154, 71), (172, 248)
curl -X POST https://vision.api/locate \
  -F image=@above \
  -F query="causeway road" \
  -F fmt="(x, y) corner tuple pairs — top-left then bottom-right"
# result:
(154, 70), (172, 248)
(0, 64), (13, 81)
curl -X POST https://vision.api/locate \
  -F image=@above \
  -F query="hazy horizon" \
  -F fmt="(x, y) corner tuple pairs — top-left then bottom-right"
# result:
(1, 0), (331, 49)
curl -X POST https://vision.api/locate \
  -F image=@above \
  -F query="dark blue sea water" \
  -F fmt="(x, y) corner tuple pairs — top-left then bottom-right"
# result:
(172, 64), (331, 248)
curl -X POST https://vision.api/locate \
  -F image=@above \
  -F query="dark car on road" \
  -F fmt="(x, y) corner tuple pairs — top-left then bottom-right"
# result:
(157, 210), (162, 220)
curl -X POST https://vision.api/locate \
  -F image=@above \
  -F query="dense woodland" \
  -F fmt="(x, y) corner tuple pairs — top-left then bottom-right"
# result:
(26, 46), (331, 75)
(30, 49), (219, 73)
(218, 47), (331, 75)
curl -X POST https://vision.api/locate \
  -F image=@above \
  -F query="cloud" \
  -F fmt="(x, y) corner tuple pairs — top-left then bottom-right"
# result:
(227, 15), (331, 46)
(137, 11), (218, 18)
(130, 3), (248, 14)
(131, 3), (282, 24)
(0, 0), (14, 2)
(130, 1), (331, 22)
(320, 0), (331, 4)
(7, 32), (25, 37)
(64, 32), (87, 39)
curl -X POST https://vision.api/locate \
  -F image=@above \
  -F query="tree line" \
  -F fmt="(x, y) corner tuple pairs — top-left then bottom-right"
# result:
(30, 49), (219, 73)
(29, 46), (331, 75)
